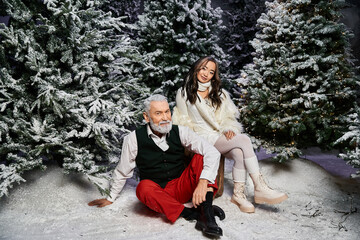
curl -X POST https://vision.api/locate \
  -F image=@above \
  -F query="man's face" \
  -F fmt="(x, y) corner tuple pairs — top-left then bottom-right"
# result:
(143, 101), (172, 134)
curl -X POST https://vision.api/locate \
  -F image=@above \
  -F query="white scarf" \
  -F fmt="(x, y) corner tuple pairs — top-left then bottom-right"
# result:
(197, 81), (211, 92)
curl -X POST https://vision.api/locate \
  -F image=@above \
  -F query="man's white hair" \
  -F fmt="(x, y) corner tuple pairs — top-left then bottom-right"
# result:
(144, 94), (168, 113)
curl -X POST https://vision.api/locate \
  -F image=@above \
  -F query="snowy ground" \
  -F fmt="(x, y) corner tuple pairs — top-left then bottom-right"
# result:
(0, 150), (359, 240)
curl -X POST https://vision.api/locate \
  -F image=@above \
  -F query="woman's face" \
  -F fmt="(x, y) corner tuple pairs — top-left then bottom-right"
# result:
(196, 61), (216, 84)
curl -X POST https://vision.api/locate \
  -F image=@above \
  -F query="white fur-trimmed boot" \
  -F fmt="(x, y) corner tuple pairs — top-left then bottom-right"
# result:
(250, 173), (288, 204)
(231, 182), (255, 213)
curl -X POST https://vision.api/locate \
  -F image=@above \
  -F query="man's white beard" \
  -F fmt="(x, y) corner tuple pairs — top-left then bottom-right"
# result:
(149, 119), (172, 134)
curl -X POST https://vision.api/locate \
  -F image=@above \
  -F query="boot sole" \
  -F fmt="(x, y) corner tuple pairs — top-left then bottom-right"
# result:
(230, 199), (255, 213)
(195, 221), (223, 237)
(254, 194), (288, 205)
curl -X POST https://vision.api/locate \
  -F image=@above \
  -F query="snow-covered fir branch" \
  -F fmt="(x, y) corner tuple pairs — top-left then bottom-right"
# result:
(0, 0), (149, 198)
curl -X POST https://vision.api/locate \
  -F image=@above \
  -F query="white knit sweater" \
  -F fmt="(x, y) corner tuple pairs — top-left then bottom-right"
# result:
(172, 88), (243, 145)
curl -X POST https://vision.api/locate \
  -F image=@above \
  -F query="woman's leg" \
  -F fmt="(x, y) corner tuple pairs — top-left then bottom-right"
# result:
(214, 134), (288, 205)
(214, 134), (257, 212)
(222, 148), (246, 182)
(223, 148), (255, 213)
(214, 134), (259, 174)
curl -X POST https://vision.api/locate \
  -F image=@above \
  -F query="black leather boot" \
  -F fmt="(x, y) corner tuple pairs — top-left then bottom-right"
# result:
(181, 205), (225, 221)
(180, 207), (199, 221)
(195, 192), (223, 237)
(213, 205), (225, 221)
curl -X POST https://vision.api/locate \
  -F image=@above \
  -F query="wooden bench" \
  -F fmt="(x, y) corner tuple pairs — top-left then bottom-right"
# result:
(214, 155), (225, 198)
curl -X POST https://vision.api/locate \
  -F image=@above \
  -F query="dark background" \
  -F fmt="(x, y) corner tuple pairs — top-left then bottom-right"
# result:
(339, 0), (360, 64)
(1, 0), (359, 64)
(211, 0), (360, 65)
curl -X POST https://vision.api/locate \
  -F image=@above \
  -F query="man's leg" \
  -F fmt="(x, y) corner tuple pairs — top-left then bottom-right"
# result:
(136, 179), (185, 223)
(164, 154), (218, 204)
(136, 154), (219, 223)
(164, 154), (220, 224)
(195, 192), (223, 236)
(167, 154), (222, 237)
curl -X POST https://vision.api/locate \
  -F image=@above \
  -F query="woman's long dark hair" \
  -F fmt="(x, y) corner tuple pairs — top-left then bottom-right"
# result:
(181, 56), (223, 109)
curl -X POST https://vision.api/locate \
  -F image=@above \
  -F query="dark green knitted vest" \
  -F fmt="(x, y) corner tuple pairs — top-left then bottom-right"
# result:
(135, 125), (185, 188)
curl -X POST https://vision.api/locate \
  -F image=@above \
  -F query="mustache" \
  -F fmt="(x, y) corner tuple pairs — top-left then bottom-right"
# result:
(158, 120), (171, 125)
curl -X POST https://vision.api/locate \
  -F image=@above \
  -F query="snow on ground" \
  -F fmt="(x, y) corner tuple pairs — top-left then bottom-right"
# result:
(0, 155), (359, 240)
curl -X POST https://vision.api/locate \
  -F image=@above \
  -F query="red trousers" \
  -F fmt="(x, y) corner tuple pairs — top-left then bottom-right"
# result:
(136, 154), (218, 223)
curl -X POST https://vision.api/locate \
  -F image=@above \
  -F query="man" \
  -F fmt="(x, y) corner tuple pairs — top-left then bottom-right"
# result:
(88, 94), (224, 237)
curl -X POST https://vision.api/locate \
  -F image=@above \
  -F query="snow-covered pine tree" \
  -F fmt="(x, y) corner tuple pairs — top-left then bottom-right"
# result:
(221, 0), (267, 80)
(219, 0), (267, 104)
(240, 0), (360, 161)
(101, 0), (141, 21)
(334, 103), (360, 177)
(136, 0), (228, 101)
(100, 0), (141, 37)
(0, 0), (148, 197)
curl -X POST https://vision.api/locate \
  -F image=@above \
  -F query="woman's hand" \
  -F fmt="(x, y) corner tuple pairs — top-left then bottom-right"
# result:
(224, 130), (236, 140)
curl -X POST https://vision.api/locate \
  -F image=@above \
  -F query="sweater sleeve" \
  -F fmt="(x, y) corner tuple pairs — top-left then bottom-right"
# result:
(216, 90), (243, 134)
(172, 89), (195, 130)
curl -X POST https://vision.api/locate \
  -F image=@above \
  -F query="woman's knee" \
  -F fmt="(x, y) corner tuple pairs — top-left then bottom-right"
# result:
(225, 148), (243, 158)
(234, 134), (252, 145)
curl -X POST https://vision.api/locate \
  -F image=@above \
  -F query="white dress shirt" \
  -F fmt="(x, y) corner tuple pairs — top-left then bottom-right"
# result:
(106, 124), (221, 202)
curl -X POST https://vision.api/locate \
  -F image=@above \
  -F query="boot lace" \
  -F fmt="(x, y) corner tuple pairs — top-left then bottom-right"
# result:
(259, 174), (273, 190)
(234, 183), (247, 198)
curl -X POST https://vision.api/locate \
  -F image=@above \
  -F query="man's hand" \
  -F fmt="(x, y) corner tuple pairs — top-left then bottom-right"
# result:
(224, 130), (235, 140)
(192, 179), (209, 208)
(88, 198), (113, 208)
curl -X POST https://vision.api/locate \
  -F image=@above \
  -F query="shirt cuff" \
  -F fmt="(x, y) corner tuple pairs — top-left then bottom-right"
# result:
(106, 192), (117, 202)
(200, 170), (216, 184)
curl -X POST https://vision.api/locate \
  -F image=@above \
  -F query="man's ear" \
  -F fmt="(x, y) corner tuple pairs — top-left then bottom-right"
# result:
(143, 112), (150, 123)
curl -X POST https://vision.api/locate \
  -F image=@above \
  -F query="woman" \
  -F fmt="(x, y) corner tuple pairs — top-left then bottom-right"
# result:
(172, 56), (288, 213)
